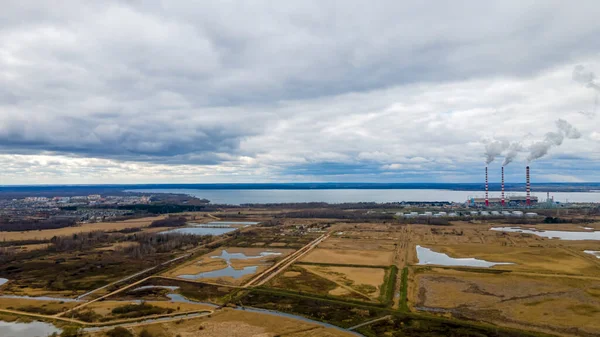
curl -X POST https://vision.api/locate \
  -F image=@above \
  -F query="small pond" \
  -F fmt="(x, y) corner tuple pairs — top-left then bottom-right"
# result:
(179, 265), (258, 280)
(177, 249), (281, 280)
(0, 320), (61, 337)
(490, 227), (600, 240)
(584, 250), (600, 259)
(416, 245), (513, 268)
(211, 250), (281, 262)
(132, 285), (180, 291)
(160, 227), (236, 236)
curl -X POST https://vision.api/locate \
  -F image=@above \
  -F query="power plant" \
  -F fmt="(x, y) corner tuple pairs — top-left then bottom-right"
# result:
(468, 165), (538, 207)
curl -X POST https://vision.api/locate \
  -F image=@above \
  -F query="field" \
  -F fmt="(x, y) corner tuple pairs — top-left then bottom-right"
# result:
(411, 267), (600, 336)
(0, 216), (167, 241)
(300, 248), (394, 266)
(1, 204), (600, 336)
(89, 307), (357, 337)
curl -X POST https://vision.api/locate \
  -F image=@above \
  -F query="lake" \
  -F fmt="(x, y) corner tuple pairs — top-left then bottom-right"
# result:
(129, 188), (600, 204)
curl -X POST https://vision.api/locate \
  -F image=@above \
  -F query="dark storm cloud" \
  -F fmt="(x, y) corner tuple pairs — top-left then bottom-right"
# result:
(0, 0), (599, 183)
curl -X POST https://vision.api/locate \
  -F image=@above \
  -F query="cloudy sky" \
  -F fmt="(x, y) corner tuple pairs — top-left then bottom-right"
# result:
(1, 1), (599, 185)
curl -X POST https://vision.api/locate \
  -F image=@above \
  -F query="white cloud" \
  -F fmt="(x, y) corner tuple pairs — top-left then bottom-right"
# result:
(0, 1), (599, 183)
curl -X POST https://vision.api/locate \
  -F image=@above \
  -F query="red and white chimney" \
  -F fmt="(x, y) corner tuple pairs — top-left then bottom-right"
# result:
(526, 166), (531, 206)
(485, 166), (489, 207)
(501, 166), (505, 207)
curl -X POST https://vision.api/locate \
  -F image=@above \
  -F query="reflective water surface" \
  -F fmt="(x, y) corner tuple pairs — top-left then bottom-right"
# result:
(490, 227), (600, 240)
(0, 320), (61, 337)
(416, 245), (513, 268)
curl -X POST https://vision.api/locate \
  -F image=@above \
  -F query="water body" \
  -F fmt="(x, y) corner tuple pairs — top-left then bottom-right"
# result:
(0, 295), (81, 302)
(211, 250), (282, 262)
(132, 285), (180, 292)
(490, 227), (600, 241)
(0, 320), (61, 337)
(584, 250), (600, 259)
(416, 245), (513, 268)
(166, 293), (218, 307)
(129, 188), (600, 204)
(179, 265), (258, 280)
(160, 227), (236, 236)
(0, 278), (8, 287)
(178, 249), (281, 280)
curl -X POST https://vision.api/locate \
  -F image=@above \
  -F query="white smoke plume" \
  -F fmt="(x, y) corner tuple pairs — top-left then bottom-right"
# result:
(527, 119), (581, 162)
(484, 140), (509, 164)
(502, 142), (522, 166)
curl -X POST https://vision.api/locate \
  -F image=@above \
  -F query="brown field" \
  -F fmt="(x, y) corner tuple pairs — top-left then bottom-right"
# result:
(303, 265), (386, 299)
(0, 297), (79, 313)
(319, 237), (397, 251)
(0, 215), (167, 241)
(90, 307), (355, 337)
(85, 300), (214, 318)
(300, 248), (393, 266)
(412, 267), (600, 336)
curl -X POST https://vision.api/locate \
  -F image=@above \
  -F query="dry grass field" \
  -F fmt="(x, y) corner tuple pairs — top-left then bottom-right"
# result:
(84, 300), (214, 317)
(300, 248), (393, 266)
(319, 237), (397, 251)
(302, 265), (386, 299)
(0, 215), (167, 241)
(0, 297), (79, 314)
(89, 308), (356, 337)
(411, 267), (600, 336)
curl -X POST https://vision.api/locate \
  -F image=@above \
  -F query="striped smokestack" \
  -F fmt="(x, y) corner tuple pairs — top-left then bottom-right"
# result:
(485, 166), (489, 207)
(526, 166), (531, 206)
(501, 166), (505, 207)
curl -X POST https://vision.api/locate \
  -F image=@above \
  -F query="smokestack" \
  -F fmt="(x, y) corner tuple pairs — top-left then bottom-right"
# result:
(501, 166), (505, 207)
(485, 166), (489, 207)
(526, 166), (531, 206)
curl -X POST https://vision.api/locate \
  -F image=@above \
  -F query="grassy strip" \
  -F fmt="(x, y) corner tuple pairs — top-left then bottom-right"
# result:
(398, 267), (409, 312)
(294, 261), (389, 269)
(253, 286), (387, 309)
(379, 265), (398, 306)
(241, 287), (554, 337)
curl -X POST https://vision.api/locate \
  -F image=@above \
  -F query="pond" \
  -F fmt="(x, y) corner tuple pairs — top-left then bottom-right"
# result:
(179, 265), (258, 280)
(211, 249), (282, 262)
(0, 320), (61, 337)
(584, 250), (600, 259)
(160, 227), (236, 236)
(416, 245), (513, 268)
(132, 285), (180, 291)
(0, 278), (8, 287)
(177, 249), (282, 280)
(490, 227), (600, 240)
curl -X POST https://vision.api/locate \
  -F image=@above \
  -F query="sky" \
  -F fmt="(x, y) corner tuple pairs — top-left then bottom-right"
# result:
(1, 1), (599, 185)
